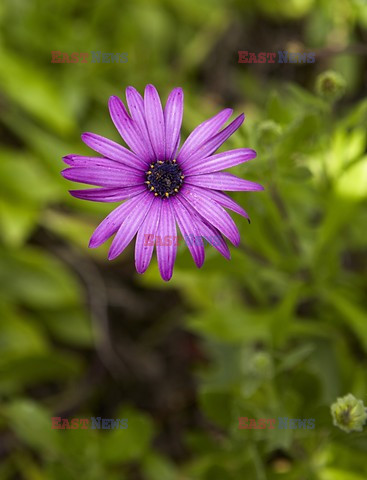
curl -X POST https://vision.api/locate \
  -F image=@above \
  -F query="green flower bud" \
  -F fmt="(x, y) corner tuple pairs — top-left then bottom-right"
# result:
(316, 70), (346, 102)
(249, 351), (274, 379)
(331, 393), (367, 433)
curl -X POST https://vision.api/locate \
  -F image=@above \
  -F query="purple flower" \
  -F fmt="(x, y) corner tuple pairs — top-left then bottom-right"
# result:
(62, 85), (263, 281)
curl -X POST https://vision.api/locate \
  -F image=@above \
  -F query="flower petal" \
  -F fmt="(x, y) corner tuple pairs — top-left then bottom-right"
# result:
(172, 134), (181, 160)
(183, 148), (256, 175)
(61, 167), (144, 187)
(200, 225), (230, 260)
(125, 86), (155, 159)
(179, 197), (231, 260)
(177, 108), (233, 163)
(135, 197), (162, 274)
(69, 185), (146, 202)
(164, 87), (183, 160)
(202, 189), (250, 220)
(170, 196), (205, 268)
(144, 84), (165, 160)
(108, 193), (154, 260)
(180, 114), (245, 169)
(186, 172), (264, 191)
(89, 193), (147, 248)
(180, 184), (240, 246)
(108, 95), (152, 163)
(156, 200), (177, 281)
(63, 154), (137, 170)
(81, 132), (146, 170)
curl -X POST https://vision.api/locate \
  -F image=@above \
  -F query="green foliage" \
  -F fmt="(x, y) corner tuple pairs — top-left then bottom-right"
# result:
(0, 0), (367, 478)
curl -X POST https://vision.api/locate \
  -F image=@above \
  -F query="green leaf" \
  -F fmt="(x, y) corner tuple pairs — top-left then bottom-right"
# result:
(0, 352), (83, 392)
(142, 453), (179, 480)
(0, 247), (82, 308)
(0, 47), (75, 134)
(325, 290), (367, 353)
(0, 302), (49, 356)
(3, 400), (61, 457)
(40, 308), (93, 347)
(0, 200), (39, 247)
(335, 156), (367, 201)
(320, 468), (367, 480)
(100, 406), (154, 464)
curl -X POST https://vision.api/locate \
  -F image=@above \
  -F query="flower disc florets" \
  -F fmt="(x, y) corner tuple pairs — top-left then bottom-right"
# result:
(145, 160), (184, 198)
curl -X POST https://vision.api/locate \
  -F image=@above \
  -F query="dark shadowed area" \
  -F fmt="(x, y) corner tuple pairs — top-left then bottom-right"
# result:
(0, 0), (367, 479)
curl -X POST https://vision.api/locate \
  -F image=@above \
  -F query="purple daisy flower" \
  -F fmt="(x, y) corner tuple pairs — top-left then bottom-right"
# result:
(62, 84), (263, 281)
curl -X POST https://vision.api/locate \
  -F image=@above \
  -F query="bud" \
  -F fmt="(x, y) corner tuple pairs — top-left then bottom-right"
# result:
(331, 393), (367, 433)
(315, 70), (346, 101)
(249, 351), (274, 379)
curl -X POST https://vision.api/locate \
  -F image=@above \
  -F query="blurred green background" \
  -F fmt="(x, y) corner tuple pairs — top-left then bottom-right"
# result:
(1, 0), (367, 478)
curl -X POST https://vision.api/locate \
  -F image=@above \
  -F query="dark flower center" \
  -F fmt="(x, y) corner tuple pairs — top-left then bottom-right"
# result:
(145, 160), (184, 198)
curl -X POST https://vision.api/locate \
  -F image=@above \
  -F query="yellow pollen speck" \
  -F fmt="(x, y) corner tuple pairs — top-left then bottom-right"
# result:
(154, 193), (158, 196)
(150, 187), (154, 191)
(165, 192), (169, 197)
(174, 188), (178, 192)
(172, 159), (176, 163)
(145, 181), (150, 184)
(147, 171), (152, 175)
(181, 175), (185, 179)
(150, 164), (154, 168)
(158, 160), (164, 164)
